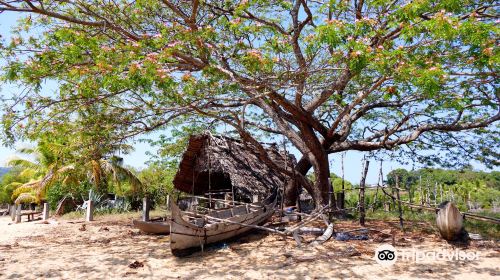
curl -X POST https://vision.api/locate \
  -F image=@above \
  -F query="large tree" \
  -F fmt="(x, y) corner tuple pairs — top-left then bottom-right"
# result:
(0, 0), (498, 207)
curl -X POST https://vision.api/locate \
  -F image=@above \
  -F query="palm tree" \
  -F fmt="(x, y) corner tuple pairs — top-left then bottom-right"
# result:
(8, 144), (143, 205)
(7, 144), (68, 204)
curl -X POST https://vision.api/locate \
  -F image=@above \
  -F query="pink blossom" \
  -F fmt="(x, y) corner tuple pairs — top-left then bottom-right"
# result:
(167, 41), (180, 48)
(131, 62), (142, 70)
(247, 49), (262, 59)
(230, 18), (241, 25)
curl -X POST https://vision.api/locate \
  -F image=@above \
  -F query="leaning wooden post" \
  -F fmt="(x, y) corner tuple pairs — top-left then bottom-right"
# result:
(359, 159), (370, 226)
(142, 197), (150, 221)
(419, 176), (424, 206)
(327, 177), (334, 221)
(86, 200), (94, 222)
(407, 182), (414, 213)
(42, 203), (50, 221)
(440, 184), (443, 203)
(395, 176), (404, 231)
(433, 182), (438, 206)
(372, 160), (383, 213)
(336, 152), (346, 212)
(15, 204), (22, 223)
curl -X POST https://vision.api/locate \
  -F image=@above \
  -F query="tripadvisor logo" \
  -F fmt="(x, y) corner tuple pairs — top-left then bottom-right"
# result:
(374, 244), (481, 266)
(374, 244), (397, 266)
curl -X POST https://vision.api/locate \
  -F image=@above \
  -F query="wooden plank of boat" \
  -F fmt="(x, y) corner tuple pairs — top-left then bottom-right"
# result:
(133, 219), (171, 235)
(170, 193), (277, 257)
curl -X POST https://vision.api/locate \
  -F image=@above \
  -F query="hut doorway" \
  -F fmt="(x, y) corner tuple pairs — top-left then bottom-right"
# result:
(194, 171), (234, 200)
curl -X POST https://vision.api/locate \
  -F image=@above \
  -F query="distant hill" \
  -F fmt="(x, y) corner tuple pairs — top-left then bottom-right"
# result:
(0, 167), (11, 180)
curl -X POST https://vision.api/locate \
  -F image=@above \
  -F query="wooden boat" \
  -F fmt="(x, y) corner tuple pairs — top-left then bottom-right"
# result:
(436, 201), (464, 241)
(170, 192), (277, 257)
(133, 219), (170, 235)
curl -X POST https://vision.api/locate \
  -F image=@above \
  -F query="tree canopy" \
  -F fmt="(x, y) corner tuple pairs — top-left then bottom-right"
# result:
(0, 0), (498, 206)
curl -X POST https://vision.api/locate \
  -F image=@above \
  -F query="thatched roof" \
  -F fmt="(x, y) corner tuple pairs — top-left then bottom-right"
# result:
(173, 132), (295, 202)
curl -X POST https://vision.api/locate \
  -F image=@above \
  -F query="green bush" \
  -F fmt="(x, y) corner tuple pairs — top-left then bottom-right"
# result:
(46, 181), (91, 210)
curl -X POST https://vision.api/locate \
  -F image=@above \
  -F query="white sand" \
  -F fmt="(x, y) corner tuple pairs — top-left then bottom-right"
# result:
(0, 215), (498, 279)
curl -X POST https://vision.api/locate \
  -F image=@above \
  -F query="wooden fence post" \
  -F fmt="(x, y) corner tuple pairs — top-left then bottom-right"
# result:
(395, 176), (404, 231)
(359, 159), (370, 227)
(142, 197), (150, 221)
(86, 200), (94, 222)
(42, 203), (50, 221)
(10, 204), (16, 221)
(340, 152), (346, 211)
(15, 204), (22, 223)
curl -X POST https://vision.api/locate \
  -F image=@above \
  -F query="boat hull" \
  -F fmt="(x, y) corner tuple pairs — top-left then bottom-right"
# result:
(436, 202), (463, 241)
(133, 220), (170, 235)
(170, 198), (276, 256)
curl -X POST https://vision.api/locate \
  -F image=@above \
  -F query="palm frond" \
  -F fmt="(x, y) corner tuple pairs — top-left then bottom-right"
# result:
(16, 147), (40, 157)
(15, 193), (38, 204)
(11, 180), (40, 201)
(18, 168), (38, 179)
(7, 158), (38, 169)
(34, 165), (75, 199)
(4, 182), (24, 190)
(90, 160), (103, 189)
(101, 160), (143, 194)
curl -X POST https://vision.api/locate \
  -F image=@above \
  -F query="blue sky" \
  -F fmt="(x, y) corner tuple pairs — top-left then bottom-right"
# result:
(0, 11), (497, 185)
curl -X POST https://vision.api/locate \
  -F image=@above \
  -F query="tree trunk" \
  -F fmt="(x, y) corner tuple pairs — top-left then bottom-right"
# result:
(284, 157), (312, 205)
(310, 153), (334, 207)
(283, 158), (333, 208)
(283, 137), (337, 207)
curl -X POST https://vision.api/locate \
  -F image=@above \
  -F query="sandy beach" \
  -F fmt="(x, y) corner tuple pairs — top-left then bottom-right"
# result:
(0, 214), (498, 280)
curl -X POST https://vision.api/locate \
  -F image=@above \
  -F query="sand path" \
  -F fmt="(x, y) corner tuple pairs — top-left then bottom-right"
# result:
(0, 215), (498, 279)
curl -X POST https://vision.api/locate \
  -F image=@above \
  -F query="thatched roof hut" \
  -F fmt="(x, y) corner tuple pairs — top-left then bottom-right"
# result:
(173, 133), (295, 202)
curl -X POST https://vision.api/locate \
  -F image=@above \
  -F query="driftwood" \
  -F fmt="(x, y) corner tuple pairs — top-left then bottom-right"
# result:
(311, 223), (335, 245)
(297, 227), (324, 235)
